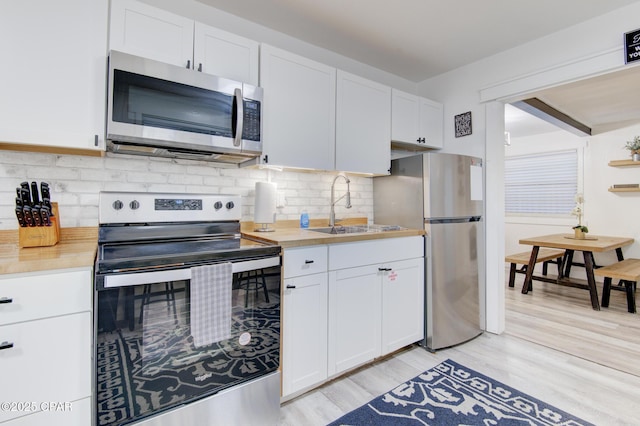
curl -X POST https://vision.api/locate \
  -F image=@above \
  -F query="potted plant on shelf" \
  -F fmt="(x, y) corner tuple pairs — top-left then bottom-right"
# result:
(571, 193), (588, 239)
(625, 136), (640, 161)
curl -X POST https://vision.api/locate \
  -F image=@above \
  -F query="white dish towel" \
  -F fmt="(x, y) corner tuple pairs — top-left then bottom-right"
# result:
(190, 262), (232, 348)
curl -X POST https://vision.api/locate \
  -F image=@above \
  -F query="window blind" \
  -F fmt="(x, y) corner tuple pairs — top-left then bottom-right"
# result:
(505, 149), (578, 215)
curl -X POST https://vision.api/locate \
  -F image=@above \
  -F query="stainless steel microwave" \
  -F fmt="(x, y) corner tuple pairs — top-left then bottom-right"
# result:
(106, 50), (263, 165)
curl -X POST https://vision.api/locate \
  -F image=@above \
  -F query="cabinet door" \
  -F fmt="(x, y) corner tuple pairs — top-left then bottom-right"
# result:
(328, 266), (381, 376)
(109, 0), (194, 69)
(0, 0), (106, 151)
(194, 22), (259, 85)
(0, 313), (92, 423)
(391, 89), (421, 145)
(336, 71), (391, 175)
(282, 273), (328, 396)
(260, 44), (336, 170)
(381, 258), (424, 355)
(420, 98), (444, 149)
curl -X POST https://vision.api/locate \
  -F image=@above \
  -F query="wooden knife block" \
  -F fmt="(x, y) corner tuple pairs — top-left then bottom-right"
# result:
(19, 202), (60, 248)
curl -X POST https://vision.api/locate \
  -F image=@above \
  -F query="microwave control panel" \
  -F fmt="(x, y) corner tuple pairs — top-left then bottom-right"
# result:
(242, 99), (261, 141)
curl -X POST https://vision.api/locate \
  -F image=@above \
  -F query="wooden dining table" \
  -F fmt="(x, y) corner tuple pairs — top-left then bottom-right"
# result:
(518, 233), (634, 310)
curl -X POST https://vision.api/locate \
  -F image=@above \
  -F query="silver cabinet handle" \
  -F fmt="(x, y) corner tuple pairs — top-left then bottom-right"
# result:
(0, 297), (12, 304)
(186, 59), (191, 69)
(0, 341), (14, 351)
(197, 63), (203, 72)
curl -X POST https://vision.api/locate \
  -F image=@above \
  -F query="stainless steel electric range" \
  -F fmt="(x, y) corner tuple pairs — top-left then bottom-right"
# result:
(94, 192), (281, 426)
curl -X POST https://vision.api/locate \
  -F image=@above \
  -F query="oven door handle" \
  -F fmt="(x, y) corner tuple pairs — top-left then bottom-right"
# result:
(103, 256), (280, 288)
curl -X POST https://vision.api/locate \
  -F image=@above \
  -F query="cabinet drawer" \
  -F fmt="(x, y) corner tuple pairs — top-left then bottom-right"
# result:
(283, 246), (328, 278)
(0, 312), (92, 423)
(329, 236), (423, 270)
(0, 269), (92, 326)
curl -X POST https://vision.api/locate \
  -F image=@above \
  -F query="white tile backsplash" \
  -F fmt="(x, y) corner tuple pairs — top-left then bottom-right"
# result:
(0, 151), (373, 229)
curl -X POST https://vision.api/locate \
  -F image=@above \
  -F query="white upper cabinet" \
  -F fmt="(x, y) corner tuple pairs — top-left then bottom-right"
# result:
(419, 97), (444, 149)
(0, 0), (107, 151)
(109, 0), (194, 69)
(336, 71), (391, 175)
(260, 44), (336, 170)
(391, 89), (443, 149)
(109, 0), (259, 85)
(194, 22), (259, 86)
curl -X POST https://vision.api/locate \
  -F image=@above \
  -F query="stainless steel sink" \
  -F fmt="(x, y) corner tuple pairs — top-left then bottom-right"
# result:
(307, 224), (404, 234)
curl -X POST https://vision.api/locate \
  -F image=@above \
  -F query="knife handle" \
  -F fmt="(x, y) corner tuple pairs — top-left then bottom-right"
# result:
(20, 188), (31, 207)
(41, 182), (50, 199)
(31, 182), (40, 205)
(23, 206), (35, 227)
(15, 208), (26, 227)
(32, 205), (42, 227)
(42, 197), (52, 212)
(40, 206), (51, 226)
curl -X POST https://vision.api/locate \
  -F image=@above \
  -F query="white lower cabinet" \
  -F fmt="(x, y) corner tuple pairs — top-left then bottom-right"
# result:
(327, 237), (424, 376)
(282, 272), (328, 396)
(281, 237), (424, 397)
(281, 246), (329, 397)
(0, 268), (92, 425)
(327, 265), (381, 376)
(381, 258), (425, 354)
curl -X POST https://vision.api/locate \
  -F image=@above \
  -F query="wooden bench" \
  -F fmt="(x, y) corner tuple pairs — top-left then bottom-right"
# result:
(505, 248), (566, 289)
(594, 258), (640, 313)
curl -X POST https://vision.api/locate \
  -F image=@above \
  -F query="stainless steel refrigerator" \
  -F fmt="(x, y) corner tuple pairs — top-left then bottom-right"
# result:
(373, 153), (484, 351)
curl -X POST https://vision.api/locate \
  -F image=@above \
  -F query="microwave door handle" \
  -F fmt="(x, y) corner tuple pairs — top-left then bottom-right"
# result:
(233, 88), (243, 147)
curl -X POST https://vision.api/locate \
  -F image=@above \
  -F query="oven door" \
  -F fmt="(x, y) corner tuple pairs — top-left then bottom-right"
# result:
(95, 256), (280, 426)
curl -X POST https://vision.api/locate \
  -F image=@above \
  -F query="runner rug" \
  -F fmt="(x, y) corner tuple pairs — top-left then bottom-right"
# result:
(328, 359), (593, 426)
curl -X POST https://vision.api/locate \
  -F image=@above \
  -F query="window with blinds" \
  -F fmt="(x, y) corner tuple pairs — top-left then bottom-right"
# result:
(505, 149), (578, 215)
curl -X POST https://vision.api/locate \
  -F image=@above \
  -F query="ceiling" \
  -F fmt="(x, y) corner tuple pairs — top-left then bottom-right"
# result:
(198, 0), (640, 137)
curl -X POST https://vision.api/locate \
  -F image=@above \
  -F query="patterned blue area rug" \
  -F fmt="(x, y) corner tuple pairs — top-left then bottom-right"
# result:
(328, 359), (593, 426)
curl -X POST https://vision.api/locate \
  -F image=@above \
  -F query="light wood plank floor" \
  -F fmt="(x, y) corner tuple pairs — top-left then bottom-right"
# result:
(280, 271), (639, 425)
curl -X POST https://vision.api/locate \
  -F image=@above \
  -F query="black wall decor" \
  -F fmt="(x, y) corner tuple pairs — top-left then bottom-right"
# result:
(625, 27), (640, 64)
(454, 111), (472, 137)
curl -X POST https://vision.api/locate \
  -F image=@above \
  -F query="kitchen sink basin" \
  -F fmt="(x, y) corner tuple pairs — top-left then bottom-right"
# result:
(308, 224), (404, 234)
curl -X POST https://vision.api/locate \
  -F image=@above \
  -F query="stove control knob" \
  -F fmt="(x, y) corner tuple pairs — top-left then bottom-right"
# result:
(112, 200), (124, 210)
(214, 201), (223, 210)
(129, 200), (140, 210)
(226, 201), (235, 210)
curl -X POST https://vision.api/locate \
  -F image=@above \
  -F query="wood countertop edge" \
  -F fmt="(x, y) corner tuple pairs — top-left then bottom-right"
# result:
(242, 228), (425, 249)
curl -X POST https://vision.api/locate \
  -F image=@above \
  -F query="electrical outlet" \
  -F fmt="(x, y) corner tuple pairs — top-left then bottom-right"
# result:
(276, 191), (286, 208)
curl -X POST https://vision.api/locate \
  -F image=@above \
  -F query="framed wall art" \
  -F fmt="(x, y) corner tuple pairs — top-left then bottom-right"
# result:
(454, 111), (472, 137)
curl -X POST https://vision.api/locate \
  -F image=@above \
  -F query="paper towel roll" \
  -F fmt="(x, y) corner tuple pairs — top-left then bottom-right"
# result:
(254, 182), (277, 226)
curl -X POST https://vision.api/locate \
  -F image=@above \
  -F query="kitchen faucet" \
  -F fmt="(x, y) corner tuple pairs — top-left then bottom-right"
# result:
(329, 173), (352, 226)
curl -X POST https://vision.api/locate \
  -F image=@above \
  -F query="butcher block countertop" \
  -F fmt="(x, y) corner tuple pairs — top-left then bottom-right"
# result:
(0, 227), (98, 275)
(241, 218), (425, 248)
(0, 218), (424, 275)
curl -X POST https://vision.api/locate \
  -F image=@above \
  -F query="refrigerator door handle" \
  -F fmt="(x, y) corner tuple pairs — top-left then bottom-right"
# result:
(425, 216), (481, 224)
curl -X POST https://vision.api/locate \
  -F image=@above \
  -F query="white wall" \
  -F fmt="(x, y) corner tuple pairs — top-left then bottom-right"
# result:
(419, 2), (640, 333)
(0, 151), (372, 229)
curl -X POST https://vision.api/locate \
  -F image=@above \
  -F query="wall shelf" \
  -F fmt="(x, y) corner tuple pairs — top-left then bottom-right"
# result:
(608, 159), (640, 167)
